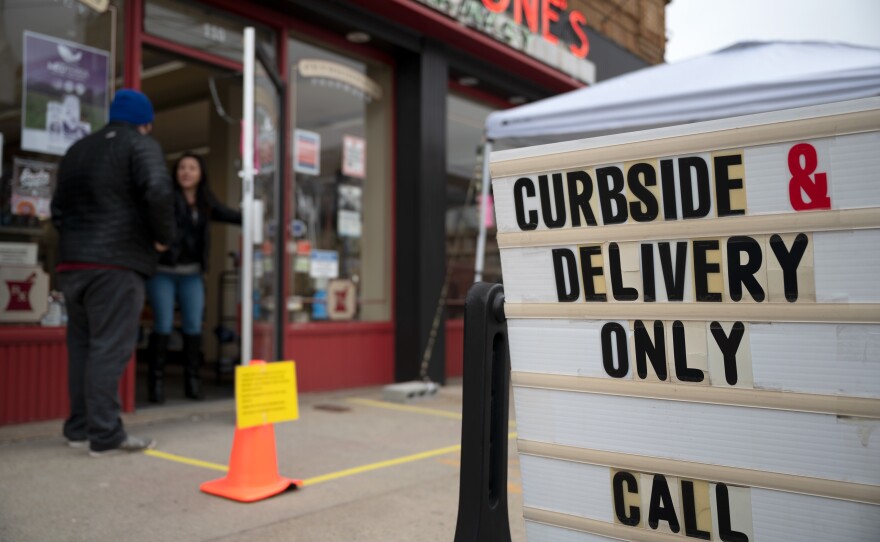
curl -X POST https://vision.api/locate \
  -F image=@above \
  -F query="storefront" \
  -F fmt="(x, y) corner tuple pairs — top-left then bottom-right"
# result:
(0, 0), (661, 424)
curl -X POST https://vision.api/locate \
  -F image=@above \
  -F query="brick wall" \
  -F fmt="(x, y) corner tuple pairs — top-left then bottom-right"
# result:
(573, 0), (668, 64)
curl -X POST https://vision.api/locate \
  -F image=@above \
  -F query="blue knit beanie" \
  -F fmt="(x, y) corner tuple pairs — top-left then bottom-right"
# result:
(109, 89), (154, 125)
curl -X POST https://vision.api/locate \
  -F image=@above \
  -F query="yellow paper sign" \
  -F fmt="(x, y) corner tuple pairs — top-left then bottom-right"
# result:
(235, 361), (299, 429)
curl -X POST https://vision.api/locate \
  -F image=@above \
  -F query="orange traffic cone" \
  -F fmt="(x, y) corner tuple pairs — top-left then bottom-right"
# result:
(200, 361), (301, 502)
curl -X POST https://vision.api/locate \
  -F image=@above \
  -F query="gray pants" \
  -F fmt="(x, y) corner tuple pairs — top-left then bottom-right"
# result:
(60, 269), (144, 451)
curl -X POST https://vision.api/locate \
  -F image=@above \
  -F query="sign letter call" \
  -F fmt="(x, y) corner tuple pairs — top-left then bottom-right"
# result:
(612, 469), (753, 540)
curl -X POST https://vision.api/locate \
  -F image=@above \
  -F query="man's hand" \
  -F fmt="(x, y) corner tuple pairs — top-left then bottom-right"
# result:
(154, 242), (169, 253)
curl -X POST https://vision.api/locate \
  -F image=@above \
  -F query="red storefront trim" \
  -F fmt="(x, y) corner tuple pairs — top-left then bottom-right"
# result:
(349, 0), (582, 94)
(284, 322), (395, 392)
(124, 0), (143, 89)
(449, 80), (515, 110)
(141, 33), (244, 72)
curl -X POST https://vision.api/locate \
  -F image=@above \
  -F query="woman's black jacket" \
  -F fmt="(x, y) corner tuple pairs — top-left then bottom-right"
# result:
(158, 188), (241, 271)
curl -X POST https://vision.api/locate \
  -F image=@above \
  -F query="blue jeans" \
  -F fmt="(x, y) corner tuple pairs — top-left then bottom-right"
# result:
(146, 272), (204, 335)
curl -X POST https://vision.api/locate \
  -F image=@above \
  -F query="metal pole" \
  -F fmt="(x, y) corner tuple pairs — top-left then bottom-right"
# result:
(240, 27), (255, 365)
(474, 139), (493, 283)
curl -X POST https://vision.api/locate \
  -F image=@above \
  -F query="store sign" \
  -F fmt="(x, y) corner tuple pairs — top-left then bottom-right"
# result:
(493, 100), (880, 541)
(417, 0), (595, 84)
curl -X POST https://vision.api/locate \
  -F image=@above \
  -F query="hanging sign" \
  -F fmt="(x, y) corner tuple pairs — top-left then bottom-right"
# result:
(21, 32), (110, 156)
(492, 99), (880, 542)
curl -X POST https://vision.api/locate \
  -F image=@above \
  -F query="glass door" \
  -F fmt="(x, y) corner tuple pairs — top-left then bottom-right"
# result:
(243, 32), (284, 362)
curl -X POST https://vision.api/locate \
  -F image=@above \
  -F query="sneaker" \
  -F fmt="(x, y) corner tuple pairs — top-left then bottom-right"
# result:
(67, 439), (88, 449)
(89, 435), (156, 457)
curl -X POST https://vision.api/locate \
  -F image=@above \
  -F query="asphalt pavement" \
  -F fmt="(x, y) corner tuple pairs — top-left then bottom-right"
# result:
(0, 380), (526, 542)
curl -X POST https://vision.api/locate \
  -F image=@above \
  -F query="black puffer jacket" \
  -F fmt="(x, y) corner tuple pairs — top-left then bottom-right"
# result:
(52, 122), (175, 277)
(159, 188), (241, 272)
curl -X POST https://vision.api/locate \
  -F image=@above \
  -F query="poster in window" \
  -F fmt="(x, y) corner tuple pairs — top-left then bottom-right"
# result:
(337, 184), (362, 238)
(12, 158), (57, 219)
(21, 32), (110, 156)
(309, 250), (339, 279)
(342, 135), (366, 178)
(293, 129), (320, 176)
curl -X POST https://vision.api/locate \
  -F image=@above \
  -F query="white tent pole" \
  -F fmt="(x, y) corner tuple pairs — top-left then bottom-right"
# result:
(474, 139), (493, 283)
(240, 27), (255, 365)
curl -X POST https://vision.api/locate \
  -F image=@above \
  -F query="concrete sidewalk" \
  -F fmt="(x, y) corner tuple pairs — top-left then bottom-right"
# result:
(0, 382), (526, 542)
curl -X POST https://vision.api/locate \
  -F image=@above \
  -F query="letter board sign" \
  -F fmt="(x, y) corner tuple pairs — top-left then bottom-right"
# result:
(491, 98), (880, 541)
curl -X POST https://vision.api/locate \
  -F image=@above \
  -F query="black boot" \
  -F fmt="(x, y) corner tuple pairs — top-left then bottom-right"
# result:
(147, 333), (169, 404)
(183, 333), (204, 400)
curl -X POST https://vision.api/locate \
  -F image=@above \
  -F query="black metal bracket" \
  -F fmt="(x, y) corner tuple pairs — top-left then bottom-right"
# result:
(454, 282), (512, 542)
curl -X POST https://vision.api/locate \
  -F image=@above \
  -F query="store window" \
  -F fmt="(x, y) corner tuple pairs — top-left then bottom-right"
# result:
(287, 37), (392, 323)
(0, 0), (123, 324)
(144, 0), (275, 62)
(445, 92), (498, 318)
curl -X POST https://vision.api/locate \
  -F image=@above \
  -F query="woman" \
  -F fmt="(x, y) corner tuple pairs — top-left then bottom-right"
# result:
(146, 152), (241, 403)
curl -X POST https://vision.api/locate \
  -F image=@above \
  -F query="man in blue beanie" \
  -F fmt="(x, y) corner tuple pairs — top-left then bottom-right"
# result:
(52, 88), (174, 456)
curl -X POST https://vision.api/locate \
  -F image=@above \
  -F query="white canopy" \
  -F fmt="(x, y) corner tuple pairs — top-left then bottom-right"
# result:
(485, 41), (880, 148)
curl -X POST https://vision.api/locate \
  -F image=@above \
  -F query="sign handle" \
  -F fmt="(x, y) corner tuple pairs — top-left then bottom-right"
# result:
(474, 139), (493, 283)
(453, 282), (512, 542)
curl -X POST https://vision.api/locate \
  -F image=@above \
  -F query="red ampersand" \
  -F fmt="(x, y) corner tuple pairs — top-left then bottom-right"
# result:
(788, 143), (831, 211)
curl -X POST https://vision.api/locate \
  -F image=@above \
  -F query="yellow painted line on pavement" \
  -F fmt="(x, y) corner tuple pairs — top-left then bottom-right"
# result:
(142, 432), (519, 487)
(144, 449), (228, 472)
(301, 443), (461, 486)
(346, 397), (517, 428)
(301, 431), (518, 487)
(345, 397), (462, 419)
